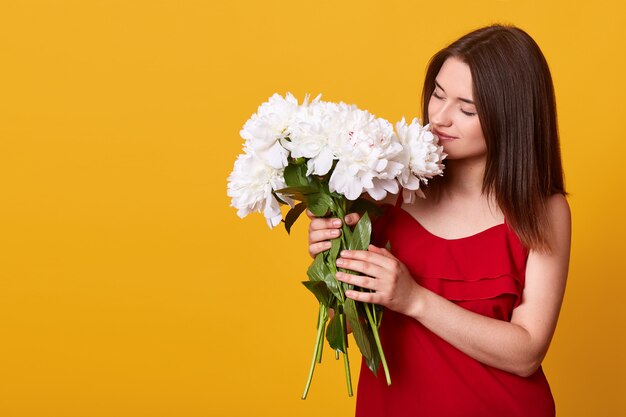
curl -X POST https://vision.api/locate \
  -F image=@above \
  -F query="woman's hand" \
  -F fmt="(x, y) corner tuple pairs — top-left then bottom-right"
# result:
(306, 210), (361, 258)
(335, 244), (422, 317)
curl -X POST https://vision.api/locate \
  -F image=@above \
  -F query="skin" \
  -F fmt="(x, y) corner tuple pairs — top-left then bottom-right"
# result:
(307, 57), (571, 378)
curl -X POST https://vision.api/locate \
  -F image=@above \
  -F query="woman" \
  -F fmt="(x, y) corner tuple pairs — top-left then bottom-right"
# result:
(307, 25), (570, 416)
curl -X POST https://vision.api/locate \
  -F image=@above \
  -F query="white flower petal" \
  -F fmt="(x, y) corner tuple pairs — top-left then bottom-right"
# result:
(227, 151), (286, 229)
(366, 185), (387, 201)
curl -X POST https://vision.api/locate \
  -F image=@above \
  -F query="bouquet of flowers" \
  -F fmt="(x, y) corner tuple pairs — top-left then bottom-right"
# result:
(227, 92), (445, 398)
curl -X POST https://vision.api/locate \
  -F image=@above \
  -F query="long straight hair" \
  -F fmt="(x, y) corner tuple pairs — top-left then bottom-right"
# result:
(421, 25), (566, 252)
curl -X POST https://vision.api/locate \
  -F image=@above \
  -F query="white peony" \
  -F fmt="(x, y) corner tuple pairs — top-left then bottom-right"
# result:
(229, 93), (447, 227)
(395, 117), (446, 203)
(327, 106), (405, 201)
(239, 92), (300, 169)
(279, 95), (338, 177)
(227, 151), (290, 228)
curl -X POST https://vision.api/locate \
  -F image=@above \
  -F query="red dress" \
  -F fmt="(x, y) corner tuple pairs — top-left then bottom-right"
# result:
(355, 201), (555, 417)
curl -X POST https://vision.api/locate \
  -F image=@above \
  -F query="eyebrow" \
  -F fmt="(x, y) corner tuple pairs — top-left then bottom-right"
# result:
(434, 80), (475, 105)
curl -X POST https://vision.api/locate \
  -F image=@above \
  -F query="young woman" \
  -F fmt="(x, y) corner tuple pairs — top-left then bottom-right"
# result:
(307, 25), (570, 417)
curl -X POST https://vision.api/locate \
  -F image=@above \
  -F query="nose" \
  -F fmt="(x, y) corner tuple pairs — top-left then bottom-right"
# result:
(429, 100), (453, 128)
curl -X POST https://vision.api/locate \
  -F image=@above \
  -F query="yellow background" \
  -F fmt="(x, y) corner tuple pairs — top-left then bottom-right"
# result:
(0, 1), (624, 416)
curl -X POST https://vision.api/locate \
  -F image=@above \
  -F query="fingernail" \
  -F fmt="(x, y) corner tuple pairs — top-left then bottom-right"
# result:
(323, 241), (332, 248)
(332, 219), (342, 227)
(336, 258), (344, 266)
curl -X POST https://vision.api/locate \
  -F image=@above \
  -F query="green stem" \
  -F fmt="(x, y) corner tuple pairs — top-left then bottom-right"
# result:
(333, 198), (352, 248)
(333, 198), (353, 295)
(324, 198), (350, 305)
(364, 303), (391, 386)
(370, 304), (378, 329)
(343, 352), (353, 397)
(316, 316), (325, 363)
(340, 312), (353, 397)
(302, 305), (327, 399)
(371, 303), (379, 327)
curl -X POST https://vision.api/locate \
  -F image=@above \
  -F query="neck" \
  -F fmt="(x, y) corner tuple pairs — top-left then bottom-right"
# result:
(430, 156), (487, 200)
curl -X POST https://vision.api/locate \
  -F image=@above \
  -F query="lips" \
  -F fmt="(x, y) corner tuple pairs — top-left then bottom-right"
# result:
(432, 128), (458, 141)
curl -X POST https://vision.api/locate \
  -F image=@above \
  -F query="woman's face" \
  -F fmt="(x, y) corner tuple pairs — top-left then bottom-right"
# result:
(427, 57), (487, 161)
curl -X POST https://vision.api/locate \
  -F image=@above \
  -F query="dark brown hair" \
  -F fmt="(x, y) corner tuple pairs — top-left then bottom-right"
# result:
(422, 24), (566, 252)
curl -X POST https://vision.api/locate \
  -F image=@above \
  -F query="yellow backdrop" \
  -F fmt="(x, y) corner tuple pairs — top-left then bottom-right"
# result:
(0, 1), (624, 416)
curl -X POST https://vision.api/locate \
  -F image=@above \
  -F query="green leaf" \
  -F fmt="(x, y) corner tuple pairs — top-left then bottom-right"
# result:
(375, 304), (384, 328)
(322, 268), (343, 301)
(275, 185), (319, 200)
(307, 253), (326, 282)
(329, 236), (341, 263)
(344, 298), (373, 360)
(307, 192), (335, 217)
(302, 281), (332, 307)
(272, 191), (291, 206)
(360, 302), (381, 376)
(348, 211), (372, 251)
(364, 334), (381, 376)
(284, 202), (307, 234)
(284, 163), (309, 187)
(307, 253), (342, 300)
(326, 312), (346, 353)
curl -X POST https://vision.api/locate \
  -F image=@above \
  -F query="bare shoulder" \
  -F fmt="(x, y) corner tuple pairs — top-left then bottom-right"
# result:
(546, 193), (570, 217)
(546, 193), (571, 235)
(540, 193), (571, 256)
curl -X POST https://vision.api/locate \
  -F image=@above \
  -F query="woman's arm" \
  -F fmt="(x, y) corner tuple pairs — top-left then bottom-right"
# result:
(335, 194), (571, 377)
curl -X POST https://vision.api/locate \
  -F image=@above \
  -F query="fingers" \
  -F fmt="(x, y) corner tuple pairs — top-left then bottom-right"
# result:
(306, 210), (362, 259)
(308, 216), (342, 232)
(339, 247), (397, 270)
(306, 209), (325, 219)
(336, 271), (382, 304)
(344, 212), (361, 226)
(308, 228), (341, 244)
(334, 274), (379, 304)
(344, 289), (376, 304)
(336, 245), (416, 315)
(336, 271), (378, 291)
(306, 209), (360, 227)
(308, 241), (332, 258)
(308, 220), (342, 258)
(336, 257), (386, 280)
(367, 244), (397, 260)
